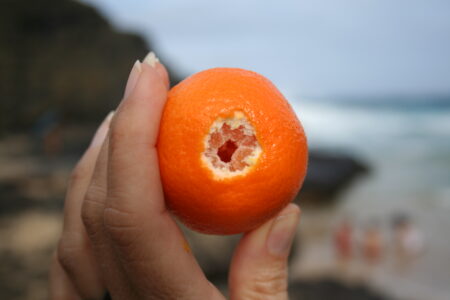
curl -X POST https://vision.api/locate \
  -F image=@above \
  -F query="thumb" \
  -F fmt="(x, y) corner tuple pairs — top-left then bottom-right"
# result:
(228, 203), (300, 300)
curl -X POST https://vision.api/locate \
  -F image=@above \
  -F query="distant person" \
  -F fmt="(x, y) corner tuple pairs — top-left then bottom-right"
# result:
(392, 214), (424, 260)
(334, 217), (354, 262)
(362, 220), (383, 264)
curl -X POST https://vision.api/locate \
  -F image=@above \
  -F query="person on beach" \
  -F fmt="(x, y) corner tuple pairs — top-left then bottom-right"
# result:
(334, 217), (354, 262)
(48, 53), (301, 300)
(392, 214), (424, 267)
(362, 220), (383, 265)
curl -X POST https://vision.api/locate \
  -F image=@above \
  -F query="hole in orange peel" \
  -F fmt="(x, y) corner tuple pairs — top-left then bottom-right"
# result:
(202, 111), (262, 178)
(217, 140), (238, 163)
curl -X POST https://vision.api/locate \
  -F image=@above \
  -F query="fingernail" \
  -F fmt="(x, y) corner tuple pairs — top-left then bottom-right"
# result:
(90, 111), (114, 147)
(144, 51), (169, 90)
(266, 204), (300, 257)
(143, 51), (159, 68)
(124, 60), (142, 99)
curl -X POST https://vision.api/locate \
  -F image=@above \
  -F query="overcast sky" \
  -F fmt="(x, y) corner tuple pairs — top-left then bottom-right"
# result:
(82, 0), (450, 99)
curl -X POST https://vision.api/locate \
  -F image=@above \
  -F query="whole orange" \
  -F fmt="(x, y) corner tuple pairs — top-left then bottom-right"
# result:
(157, 68), (308, 234)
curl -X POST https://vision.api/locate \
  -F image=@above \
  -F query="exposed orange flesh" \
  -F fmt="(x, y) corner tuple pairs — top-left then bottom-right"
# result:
(205, 123), (258, 172)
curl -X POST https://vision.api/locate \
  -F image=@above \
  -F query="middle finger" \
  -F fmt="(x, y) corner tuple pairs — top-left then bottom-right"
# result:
(56, 113), (112, 299)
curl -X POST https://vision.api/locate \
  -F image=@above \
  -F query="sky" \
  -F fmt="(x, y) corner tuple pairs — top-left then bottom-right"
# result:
(81, 0), (450, 99)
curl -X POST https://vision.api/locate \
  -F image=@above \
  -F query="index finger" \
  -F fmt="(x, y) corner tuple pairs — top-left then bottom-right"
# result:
(102, 58), (223, 299)
(107, 61), (168, 214)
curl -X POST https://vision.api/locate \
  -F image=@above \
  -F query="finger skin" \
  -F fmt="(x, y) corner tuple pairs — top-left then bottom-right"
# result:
(82, 135), (133, 299)
(155, 62), (170, 89)
(107, 63), (168, 215)
(82, 63), (154, 298)
(57, 115), (111, 299)
(229, 204), (300, 300)
(49, 252), (82, 300)
(98, 63), (223, 299)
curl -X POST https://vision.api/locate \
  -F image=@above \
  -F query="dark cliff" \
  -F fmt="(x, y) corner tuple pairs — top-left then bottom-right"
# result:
(0, 0), (178, 135)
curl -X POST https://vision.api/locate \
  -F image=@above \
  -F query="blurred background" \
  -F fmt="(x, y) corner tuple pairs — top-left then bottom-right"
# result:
(1, 0), (449, 299)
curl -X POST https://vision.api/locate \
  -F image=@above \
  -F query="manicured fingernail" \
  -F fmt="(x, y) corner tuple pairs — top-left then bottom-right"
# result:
(266, 204), (300, 257)
(90, 111), (114, 147)
(124, 60), (142, 99)
(143, 51), (159, 68)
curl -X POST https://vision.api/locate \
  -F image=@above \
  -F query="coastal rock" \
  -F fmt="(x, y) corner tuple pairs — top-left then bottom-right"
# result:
(0, 0), (179, 135)
(298, 150), (369, 205)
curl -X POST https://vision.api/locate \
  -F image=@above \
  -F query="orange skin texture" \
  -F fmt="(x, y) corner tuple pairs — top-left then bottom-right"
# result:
(157, 68), (308, 234)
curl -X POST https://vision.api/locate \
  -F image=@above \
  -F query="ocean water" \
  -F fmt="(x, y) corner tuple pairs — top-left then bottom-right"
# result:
(291, 98), (450, 298)
(293, 99), (450, 209)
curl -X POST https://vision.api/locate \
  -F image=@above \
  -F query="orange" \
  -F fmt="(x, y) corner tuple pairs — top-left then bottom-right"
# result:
(157, 68), (308, 234)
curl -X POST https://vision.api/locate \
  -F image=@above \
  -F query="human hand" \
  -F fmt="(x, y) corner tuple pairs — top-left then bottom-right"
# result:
(49, 53), (301, 300)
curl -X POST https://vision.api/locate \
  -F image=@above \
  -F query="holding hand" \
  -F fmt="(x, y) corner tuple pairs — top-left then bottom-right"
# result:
(49, 53), (301, 300)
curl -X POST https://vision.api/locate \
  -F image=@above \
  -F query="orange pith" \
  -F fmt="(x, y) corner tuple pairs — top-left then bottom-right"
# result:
(157, 68), (308, 235)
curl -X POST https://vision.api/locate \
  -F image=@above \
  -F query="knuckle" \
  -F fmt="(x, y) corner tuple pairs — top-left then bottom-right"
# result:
(57, 233), (84, 274)
(103, 206), (141, 249)
(84, 182), (106, 206)
(81, 185), (106, 238)
(249, 267), (287, 299)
